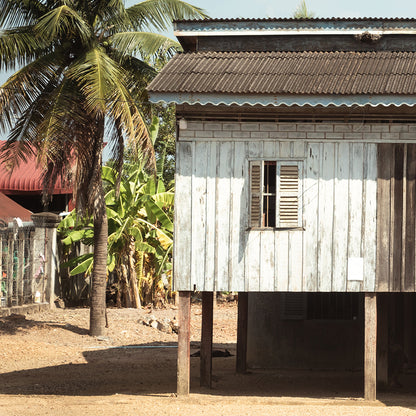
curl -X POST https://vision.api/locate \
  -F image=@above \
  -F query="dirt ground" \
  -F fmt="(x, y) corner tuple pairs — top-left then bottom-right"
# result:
(0, 301), (416, 416)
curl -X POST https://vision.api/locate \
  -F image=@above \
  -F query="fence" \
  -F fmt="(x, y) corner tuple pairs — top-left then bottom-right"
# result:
(0, 213), (60, 312)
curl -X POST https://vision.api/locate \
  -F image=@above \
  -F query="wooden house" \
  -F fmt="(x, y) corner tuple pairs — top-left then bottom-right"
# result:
(147, 18), (416, 400)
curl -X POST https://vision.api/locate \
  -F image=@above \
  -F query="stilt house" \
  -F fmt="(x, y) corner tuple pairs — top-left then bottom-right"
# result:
(147, 18), (416, 400)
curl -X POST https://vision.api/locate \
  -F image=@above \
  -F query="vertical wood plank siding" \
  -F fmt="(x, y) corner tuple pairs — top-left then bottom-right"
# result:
(173, 142), (193, 290)
(376, 143), (416, 292)
(174, 136), (378, 292)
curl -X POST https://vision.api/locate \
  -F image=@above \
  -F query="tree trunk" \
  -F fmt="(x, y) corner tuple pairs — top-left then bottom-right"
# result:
(89, 119), (108, 337)
(129, 238), (141, 309)
(121, 264), (132, 308)
(89, 178), (108, 336)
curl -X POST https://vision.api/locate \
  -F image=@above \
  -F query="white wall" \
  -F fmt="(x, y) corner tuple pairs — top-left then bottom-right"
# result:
(174, 121), (416, 292)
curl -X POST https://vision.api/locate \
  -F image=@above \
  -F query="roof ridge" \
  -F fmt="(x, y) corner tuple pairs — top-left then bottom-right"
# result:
(174, 17), (416, 23)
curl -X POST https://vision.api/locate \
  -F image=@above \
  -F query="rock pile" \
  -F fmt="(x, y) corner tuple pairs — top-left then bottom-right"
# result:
(140, 315), (178, 334)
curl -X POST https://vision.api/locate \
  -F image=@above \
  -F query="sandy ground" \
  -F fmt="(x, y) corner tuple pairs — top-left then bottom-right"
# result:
(0, 301), (415, 416)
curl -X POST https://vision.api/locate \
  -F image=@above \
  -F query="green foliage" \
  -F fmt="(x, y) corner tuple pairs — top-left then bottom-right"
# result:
(58, 152), (174, 305)
(293, 0), (315, 18)
(0, 0), (207, 318)
(0, 0), (207, 213)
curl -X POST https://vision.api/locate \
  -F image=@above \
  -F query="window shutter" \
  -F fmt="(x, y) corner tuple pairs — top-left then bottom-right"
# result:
(250, 161), (262, 227)
(278, 164), (299, 227)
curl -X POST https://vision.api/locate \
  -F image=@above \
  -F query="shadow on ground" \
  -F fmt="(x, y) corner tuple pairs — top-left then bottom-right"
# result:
(0, 314), (89, 336)
(0, 340), (415, 410)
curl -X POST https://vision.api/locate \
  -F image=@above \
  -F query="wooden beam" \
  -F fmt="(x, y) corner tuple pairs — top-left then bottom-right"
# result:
(236, 292), (248, 374)
(177, 291), (191, 395)
(365, 293), (377, 401)
(376, 143), (392, 291)
(200, 291), (213, 388)
(377, 294), (388, 387)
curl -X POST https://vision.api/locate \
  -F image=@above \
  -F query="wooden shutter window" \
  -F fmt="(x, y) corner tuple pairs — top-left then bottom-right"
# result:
(279, 164), (299, 227)
(250, 161), (262, 227)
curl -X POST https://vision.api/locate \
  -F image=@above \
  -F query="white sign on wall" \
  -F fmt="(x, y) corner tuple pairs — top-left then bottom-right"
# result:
(347, 257), (364, 281)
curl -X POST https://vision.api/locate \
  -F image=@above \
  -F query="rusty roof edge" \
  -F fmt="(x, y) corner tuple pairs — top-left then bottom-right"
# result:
(174, 18), (416, 23)
(173, 18), (416, 34)
(148, 92), (416, 108)
(174, 28), (416, 37)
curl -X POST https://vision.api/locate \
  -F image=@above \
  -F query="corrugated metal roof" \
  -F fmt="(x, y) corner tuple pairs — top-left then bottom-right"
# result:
(0, 192), (32, 222)
(173, 18), (416, 33)
(0, 142), (72, 195)
(148, 51), (416, 96)
(174, 18), (416, 23)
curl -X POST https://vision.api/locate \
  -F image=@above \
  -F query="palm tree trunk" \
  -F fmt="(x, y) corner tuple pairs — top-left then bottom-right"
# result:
(90, 178), (108, 336)
(89, 119), (108, 337)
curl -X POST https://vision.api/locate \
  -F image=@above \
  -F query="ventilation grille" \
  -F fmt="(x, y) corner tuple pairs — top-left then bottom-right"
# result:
(281, 293), (307, 320)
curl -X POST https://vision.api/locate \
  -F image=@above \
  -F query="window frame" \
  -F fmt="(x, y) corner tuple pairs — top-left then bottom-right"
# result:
(249, 159), (304, 230)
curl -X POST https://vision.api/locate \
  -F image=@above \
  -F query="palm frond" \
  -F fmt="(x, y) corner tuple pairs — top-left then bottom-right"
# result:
(90, 0), (129, 32)
(107, 116), (125, 199)
(0, 50), (63, 134)
(293, 0), (315, 18)
(72, 115), (105, 214)
(106, 73), (155, 170)
(110, 31), (179, 60)
(2, 76), (79, 189)
(34, 4), (92, 44)
(126, 0), (208, 31)
(66, 46), (119, 114)
(0, 0), (46, 27)
(107, 50), (156, 98)
(0, 26), (52, 71)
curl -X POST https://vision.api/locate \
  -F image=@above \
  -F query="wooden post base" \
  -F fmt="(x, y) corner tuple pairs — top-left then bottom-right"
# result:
(236, 292), (248, 374)
(201, 292), (213, 387)
(177, 291), (191, 395)
(365, 292), (377, 401)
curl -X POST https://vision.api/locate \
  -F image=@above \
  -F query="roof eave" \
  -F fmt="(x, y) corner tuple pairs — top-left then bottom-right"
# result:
(148, 93), (416, 108)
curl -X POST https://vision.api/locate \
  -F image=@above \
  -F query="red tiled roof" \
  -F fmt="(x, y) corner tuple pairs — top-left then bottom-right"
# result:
(0, 142), (72, 195)
(0, 192), (32, 222)
(148, 51), (416, 95)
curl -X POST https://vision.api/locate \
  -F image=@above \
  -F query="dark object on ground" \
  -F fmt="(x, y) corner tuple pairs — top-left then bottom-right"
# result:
(191, 349), (233, 358)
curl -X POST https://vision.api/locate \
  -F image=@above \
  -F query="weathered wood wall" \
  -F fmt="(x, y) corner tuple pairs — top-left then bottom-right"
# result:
(377, 143), (416, 291)
(174, 121), (385, 292)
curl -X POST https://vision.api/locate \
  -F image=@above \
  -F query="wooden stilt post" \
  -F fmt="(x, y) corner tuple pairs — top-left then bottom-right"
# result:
(177, 291), (191, 395)
(365, 292), (377, 401)
(236, 292), (248, 374)
(377, 294), (388, 387)
(200, 291), (213, 387)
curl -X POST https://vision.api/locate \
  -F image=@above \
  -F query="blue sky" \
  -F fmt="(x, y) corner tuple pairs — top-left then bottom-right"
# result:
(174, 0), (416, 19)
(3, 0), (416, 84)
(2, 0), (416, 139)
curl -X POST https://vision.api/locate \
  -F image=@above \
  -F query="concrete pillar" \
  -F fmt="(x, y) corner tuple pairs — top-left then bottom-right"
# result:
(31, 213), (60, 307)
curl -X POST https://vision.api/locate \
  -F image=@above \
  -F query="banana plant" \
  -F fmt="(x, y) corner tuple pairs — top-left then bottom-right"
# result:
(58, 155), (174, 307)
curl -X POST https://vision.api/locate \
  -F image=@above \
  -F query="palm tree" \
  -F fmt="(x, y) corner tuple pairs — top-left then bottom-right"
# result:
(0, 0), (207, 336)
(293, 0), (315, 18)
